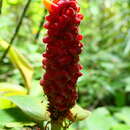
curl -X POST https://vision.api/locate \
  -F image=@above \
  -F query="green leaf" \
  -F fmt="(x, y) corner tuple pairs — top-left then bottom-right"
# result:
(0, 39), (34, 92)
(7, 95), (50, 122)
(114, 107), (130, 125)
(0, 107), (35, 128)
(29, 80), (44, 97)
(69, 104), (91, 122)
(115, 91), (126, 107)
(111, 124), (130, 130)
(0, 82), (27, 96)
(86, 107), (118, 130)
(0, 98), (14, 109)
(0, 82), (27, 109)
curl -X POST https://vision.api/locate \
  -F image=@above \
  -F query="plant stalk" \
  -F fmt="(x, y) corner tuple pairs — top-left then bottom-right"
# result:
(51, 120), (62, 130)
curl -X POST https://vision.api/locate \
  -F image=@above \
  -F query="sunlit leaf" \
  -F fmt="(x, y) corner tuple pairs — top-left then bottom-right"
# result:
(68, 104), (91, 122)
(86, 107), (118, 130)
(8, 95), (50, 122)
(0, 82), (27, 96)
(114, 107), (130, 125)
(111, 124), (130, 130)
(0, 82), (27, 109)
(0, 39), (34, 92)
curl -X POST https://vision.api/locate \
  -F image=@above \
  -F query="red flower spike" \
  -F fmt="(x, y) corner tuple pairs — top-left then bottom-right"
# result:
(41, 0), (84, 120)
(77, 34), (83, 40)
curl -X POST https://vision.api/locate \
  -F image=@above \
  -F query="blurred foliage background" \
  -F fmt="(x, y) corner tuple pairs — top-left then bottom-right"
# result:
(0, 0), (130, 130)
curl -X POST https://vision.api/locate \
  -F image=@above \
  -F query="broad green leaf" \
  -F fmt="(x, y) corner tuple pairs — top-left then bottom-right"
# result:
(0, 107), (35, 127)
(86, 107), (118, 130)
(0, 98), (14, 109)
(0, 39), (34, 92)
(7, 0), (21, 5)
(111, 124), (130, 130)
(114, 107), (130, 125)
(8, 95), (50, 122)
(69, 104), (91, 122)
(115, 91), (126, 107)
(29, 80), (44, 97)
(0, 82), (27, 96)
(0, 82), (27, 109)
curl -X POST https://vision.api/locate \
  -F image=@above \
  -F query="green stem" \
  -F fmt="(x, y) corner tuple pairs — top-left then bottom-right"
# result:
(38, 122), (44, 130)
(51, 120), (62, 130)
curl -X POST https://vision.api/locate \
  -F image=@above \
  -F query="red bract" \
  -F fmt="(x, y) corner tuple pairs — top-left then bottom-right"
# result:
(40, 0), (84, 120)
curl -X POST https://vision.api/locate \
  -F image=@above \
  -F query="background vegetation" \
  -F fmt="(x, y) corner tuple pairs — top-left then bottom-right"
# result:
(0, 0), (130, 129)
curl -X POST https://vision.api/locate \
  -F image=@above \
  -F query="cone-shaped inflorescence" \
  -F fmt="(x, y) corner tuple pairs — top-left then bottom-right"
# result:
(40, 0), (84, 120)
